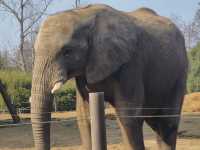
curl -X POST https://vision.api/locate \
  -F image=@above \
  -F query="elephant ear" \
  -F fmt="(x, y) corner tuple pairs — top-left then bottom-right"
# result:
(86, 11), (138, 84)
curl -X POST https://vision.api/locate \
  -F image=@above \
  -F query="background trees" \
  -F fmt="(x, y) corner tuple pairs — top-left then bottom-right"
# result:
(0, 50), (9, 69)
(187, 42), (200, 92)
(170, 3), (200, 92)
(0, 0), (82, 113)
(75, 0), (81, 8)
(0, 0), (53, 71)
(184, 3), (200, 92)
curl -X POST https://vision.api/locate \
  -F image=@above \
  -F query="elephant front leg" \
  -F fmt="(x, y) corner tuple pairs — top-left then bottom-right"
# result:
(76, 89), (92, 150)
(116, 113), (145, 150)
(114, 80), (145, 150)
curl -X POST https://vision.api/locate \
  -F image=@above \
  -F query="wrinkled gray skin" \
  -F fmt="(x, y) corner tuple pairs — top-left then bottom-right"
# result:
(31, 4), (188, 150)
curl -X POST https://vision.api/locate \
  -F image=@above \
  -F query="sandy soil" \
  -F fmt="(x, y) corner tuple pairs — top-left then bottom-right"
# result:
(0, 140), (199, 150)
(0, 108), (116, 121)
(0, 114), (200, 150)
(0, 92), (200, 150)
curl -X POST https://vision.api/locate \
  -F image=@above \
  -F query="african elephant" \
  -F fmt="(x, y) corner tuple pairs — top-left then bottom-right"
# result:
(31, 4), (188, 150)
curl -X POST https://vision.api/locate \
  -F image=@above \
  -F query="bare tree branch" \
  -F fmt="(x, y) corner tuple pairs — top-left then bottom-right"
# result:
(24, 28), (38, 38)
(0, 0), (53, 71)
(23, 0), (52, 35)
(22, 0), (31, 7)
(171, 14), (200, 50)
(0, 0), (21, 22)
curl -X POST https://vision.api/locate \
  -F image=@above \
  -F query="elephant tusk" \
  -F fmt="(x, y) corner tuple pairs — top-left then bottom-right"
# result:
(29, 96), (32, 103)
(51, 81), (64, 94)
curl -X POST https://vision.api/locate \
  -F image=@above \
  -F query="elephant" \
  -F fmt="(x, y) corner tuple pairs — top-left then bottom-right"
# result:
(31, 4), (188, 150)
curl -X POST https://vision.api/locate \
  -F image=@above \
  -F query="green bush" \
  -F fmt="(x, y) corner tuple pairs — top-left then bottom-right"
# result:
(187, 42), (200, 93)
(0, 70), (76, 112)
(54, 88), (76, 111)
(0, 70), (31, 111)
(53, 80), (76, 111)
(13, 87), (31, 111)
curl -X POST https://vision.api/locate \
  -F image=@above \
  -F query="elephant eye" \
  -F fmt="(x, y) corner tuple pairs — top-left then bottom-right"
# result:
(61, 45), (73, 57)
(63, 49), (72, 57)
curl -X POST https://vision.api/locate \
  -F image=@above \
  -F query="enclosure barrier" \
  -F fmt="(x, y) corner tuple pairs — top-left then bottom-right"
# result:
(89, 92), (107, 150)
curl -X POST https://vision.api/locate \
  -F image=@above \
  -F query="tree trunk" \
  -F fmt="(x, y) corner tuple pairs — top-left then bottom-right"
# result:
(0, 80), (20, 123)
(19, 0), (27, 72)
(75, 0), (80, 8)
(19, 33), (27, 71)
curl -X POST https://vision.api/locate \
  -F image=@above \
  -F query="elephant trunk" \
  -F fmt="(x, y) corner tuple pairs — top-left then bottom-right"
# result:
(31, 59), (53, 150)
(31, 93), (52, 150)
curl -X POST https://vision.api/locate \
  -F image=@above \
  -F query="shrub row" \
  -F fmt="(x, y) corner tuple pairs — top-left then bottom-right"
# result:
(0, 70), (76, 112)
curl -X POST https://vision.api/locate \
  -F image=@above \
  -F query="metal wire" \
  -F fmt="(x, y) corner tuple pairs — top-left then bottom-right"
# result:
(0, 107), (182, 115)
(0, 118), (78, 127)
(114, 107), (180, 110)
(0, 113), (200, 127)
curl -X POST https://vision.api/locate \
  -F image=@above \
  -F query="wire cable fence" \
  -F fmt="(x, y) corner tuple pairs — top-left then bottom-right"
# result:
(0, 107), (200, 127)
(0, 108), (200, 149)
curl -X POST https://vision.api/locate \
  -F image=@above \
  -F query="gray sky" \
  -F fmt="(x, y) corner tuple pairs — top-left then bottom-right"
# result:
(0, 0), (199, 50)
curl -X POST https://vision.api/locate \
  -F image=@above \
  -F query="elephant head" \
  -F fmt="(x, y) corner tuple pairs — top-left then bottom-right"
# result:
(31, 4), (139, 150)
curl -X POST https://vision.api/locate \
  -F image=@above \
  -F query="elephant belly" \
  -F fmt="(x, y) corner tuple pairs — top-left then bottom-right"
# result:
(86, 77), (116, 105)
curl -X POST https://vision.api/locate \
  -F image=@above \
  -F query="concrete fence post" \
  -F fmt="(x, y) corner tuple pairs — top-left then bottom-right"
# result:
(89, 92), (107, 150)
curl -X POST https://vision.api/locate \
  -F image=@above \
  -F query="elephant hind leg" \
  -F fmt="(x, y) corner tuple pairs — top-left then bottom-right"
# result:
(146, 77), (185, 150)
(146, 117), (179, 150)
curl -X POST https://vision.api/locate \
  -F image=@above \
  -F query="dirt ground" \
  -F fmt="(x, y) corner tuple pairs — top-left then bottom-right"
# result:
(0, 112), (200, 150)
(0, 93), (200, 150)
(0, 140), (199, 150)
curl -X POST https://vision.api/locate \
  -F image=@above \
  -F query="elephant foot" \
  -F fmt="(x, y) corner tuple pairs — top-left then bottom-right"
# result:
(121, 143), (145, 150)
(13, 115), (20, 123)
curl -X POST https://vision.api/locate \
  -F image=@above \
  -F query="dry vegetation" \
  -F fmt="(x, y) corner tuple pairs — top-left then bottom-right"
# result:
(183, 92), (200, 112)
